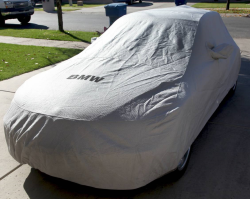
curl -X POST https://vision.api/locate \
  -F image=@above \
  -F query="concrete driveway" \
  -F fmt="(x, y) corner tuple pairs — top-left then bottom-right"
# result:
(1, 38), (250, 198)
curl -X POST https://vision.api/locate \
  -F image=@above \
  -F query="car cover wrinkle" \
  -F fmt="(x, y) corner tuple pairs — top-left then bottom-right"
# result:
(106, 73), (179, 104)
(141, 94), (179, 118)
(118, 81), (181, 121)
(109, 68), (169, 90)
(100, 55), (188, 94)
(14, 113), (31, 143)
(20, 115), (49, 164)
(137, 86), (180, 117)
(3, 105), (21, 158)
(11, 111), (30, 161)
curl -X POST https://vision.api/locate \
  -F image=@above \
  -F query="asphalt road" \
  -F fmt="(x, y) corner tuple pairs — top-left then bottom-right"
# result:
(4, 11), (250, 38)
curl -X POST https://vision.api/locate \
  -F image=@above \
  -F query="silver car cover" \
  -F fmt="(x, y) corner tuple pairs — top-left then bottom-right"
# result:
(3, 6), (240, 189)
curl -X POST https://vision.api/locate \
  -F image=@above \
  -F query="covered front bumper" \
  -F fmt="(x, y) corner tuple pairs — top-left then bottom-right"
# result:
(4, 101), (180, 190)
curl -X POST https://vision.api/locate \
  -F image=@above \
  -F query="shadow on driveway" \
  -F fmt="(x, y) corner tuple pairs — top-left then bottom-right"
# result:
(1, 23), (49, 30)
(23, 168), (181, 199)
(127, 2), (153, 7)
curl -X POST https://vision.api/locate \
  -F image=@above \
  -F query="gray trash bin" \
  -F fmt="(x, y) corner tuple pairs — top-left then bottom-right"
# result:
(42, 0), (55, 12)
(104, 3), (127, 26)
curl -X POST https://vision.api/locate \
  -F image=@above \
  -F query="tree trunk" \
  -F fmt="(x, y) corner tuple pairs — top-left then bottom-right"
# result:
(57, 0), (64, 32)
(226, 0), (230, 10)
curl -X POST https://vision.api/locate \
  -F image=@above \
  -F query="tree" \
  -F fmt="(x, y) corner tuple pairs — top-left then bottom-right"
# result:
(56, 0), (63, 32)
(226, 0), (230, 10)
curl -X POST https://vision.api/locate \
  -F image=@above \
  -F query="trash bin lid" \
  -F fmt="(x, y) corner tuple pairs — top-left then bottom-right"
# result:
(104, 3), (127, 8)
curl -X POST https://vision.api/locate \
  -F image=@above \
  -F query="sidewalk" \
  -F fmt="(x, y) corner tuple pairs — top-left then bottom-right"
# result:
(0, 36), (90, 49)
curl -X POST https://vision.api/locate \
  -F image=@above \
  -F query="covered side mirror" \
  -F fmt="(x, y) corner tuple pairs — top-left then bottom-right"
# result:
(206, 42), (234, 60)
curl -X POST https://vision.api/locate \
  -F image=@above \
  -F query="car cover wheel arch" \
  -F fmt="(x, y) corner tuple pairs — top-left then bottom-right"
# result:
(228, 80), (237, 96)
(177, 147), (191, 171)
(232, 81), (237, 92)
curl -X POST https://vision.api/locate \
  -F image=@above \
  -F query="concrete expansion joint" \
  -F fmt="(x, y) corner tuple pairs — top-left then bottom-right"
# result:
(0, 90), (15, 94)
(0, 164), (22, 181)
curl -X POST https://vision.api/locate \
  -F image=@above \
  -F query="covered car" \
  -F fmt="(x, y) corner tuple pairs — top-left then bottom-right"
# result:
(3, 6), (241, 190)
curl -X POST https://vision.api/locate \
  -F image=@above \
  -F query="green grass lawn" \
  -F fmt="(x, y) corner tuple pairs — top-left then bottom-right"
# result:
(0, 29), (98, 43)
(35, 3), (105, 11)
(0, 43), (82, 81)
(192, 2), (250, 8)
